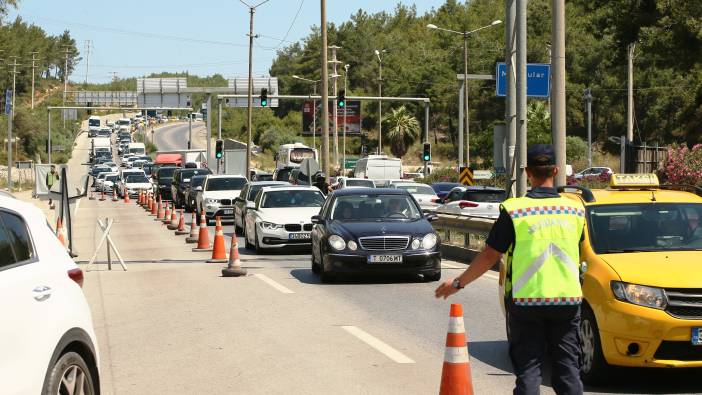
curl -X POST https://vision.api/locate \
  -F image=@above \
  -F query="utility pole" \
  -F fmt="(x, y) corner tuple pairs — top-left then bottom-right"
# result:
(62, 46), (71, 129)
(84, 40), (92, 85)
(217, 98), (222, 174)
(551, 0), (567, 187)
(343, 63), (349, 173)
(312, 83), (317, 151)
(375, 50), (384, 154)
(30, 51), (38, 109)
(320, 0), (330, 177)
(206, 94), (212, 167)
(505, 0), (517, 197)
(627, 42), (635, 143)
(329, 45), (341, 169)
(7, 57), (20, 191)
(463, 33), (470, 166)
(584, 87), (593, 168)
(515, 0), (527, 196)
(109, 71), (118, 82)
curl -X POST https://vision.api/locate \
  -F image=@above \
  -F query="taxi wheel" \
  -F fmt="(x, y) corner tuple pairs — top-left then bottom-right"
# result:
(580, 305), (609, 384)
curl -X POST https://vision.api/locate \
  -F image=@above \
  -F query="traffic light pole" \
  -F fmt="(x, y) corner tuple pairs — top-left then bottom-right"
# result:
(217, 98), (222, 174)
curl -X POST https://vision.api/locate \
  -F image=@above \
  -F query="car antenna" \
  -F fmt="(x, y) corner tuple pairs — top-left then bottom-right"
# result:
(650, 190), (657, 202)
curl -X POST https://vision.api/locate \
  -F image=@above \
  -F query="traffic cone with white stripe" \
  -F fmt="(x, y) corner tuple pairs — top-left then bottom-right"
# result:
(147, 194), (154, 212)
(162, 202), (172, 224)
(207, 216), (228, 263)
(150, 195), (158, 216)
(167, 207), (181, 230)
(175, 209), (189, 235)
(99, 189), (106, 201)
(56, 216), (67, 247)
(138, 191), (144, 205)
(439, 304), (473, 395)
(185, 212), (199, 243)
(89, 188), (95, 200)
(192, 210), (212, 251)
(112, 188), (118, 202)
(222, 232), (246, 277)
(124, 190), (130, 203)
(155, 197), (165, 220)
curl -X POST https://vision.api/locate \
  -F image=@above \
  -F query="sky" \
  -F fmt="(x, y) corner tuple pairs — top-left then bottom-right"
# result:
(10, 0), (448, 84)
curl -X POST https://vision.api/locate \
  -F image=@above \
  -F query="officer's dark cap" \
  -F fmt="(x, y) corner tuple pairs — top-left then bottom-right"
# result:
(527, 144), (556, 167)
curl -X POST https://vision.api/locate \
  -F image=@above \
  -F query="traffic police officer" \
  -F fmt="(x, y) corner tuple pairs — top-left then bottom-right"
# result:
(435, 144), (585, 395)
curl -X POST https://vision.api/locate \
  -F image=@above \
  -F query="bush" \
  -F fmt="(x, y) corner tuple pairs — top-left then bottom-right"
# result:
(662, 143), (702, 185)
(566, 136), (588, 163)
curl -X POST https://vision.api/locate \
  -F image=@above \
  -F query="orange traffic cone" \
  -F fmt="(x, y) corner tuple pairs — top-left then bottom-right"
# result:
(112, 188), (118, 202)
(175, 209), (189, 235)
(155, 197), (165, 220)
(207, 216), (228, 263)
(150, 195), (159, 216)
(146, 193), (153, 211)
(56, 216), (66, 247)
(192, 210), (212, 252)
(439, 304), (473, 395)
(167, 207), (180, 230)
(162, 202), (172, 224)
(124, 190), (130, 203)
(89, 188), (95, 200)
(222, 233), (246, 277)
(99, 189), (106, 201)
(138, 191), (143, 205)
(185, 212), (199, 243)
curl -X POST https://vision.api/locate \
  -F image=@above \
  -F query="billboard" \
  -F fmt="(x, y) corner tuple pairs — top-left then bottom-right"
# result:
(302, 100), (361, 135)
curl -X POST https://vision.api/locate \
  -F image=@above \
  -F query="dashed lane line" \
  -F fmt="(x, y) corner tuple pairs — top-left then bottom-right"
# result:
(342, 325), (415, 364)
(254, 273), (295, 294)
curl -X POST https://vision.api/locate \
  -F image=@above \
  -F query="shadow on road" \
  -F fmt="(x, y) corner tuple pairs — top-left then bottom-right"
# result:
(290, 268), (427, 285)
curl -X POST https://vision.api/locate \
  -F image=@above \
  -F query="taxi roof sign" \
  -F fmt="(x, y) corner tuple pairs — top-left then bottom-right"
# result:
(610, 173), (659, 189)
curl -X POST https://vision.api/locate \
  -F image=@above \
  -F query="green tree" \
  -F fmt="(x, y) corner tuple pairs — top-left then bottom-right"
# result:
(383, 105), (420, 158)
(527, 100), (551, 145)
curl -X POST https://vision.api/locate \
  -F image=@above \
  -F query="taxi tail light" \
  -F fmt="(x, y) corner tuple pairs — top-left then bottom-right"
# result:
(458, 201), (479, 209)
(67, 268), (84, 287)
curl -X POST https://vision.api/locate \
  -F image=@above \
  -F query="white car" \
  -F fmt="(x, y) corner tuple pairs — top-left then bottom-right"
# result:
(0, 195), (100, 394)
(195, 175), (248, 224)
(244, 185), (326, 252)
(436, 186), (506, 219)
(574, 166), (613, 181)
(103, 161), (118, 173)
(332, 177), (376, 190)
(101, 172), (119, 192)
(118, 173), (152, 197)
(233, 181), (290, 235)
(389, 182), (441, 212)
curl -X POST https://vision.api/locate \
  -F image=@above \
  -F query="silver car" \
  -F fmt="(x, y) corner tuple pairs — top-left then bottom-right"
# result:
(436, 186), (506, 219)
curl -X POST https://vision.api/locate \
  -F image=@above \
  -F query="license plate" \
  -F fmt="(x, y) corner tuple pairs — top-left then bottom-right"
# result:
(368, 255), (403, 264)
(693, 327), (702, 345)
(222, 209), (233, 215)
(289, 233), (311, 240)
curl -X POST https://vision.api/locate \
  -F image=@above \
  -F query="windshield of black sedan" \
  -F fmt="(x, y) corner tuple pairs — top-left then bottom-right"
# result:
(588, 203), (702, 253)
(330, 194), (422, 221)
(261, 190), (325, 208)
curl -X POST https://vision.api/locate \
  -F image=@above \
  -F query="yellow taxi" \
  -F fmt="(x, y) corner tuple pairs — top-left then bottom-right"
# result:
(499, 173), (702, 384)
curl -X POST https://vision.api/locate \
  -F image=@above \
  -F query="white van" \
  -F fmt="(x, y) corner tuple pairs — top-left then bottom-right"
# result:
(127, 142), (146, 156)
(353, 155), (403, 187)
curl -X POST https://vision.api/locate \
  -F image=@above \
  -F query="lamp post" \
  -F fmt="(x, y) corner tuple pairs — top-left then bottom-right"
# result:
(374, 49), (386, 155)
(292, 75), (321, 151)
(427, 19), (502, 167)
(343, 63), (349, 172)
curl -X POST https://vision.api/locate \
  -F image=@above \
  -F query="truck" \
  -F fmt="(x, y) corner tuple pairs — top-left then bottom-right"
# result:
(91, 137), (111, 160)
(154, 150), (208, 168)
(223, 149), (246, 176)
(127, 142), (146, 156)
(275, 143), (318, 170)
(353, 155), (403, 187)
(88, 116), (101, 137)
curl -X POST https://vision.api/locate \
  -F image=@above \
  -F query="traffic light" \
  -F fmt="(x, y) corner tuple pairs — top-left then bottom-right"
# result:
(215, 139), (223, 159)
(337, 90), (346, 108)
(260, 88), (268, 107)
(422, 142), (431, 162)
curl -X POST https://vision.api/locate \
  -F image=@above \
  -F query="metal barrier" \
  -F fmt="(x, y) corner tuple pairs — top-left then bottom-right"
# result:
(433, 214), (496, 262)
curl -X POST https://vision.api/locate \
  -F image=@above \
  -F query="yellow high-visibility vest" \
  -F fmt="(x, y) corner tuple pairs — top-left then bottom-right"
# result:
(501, 196), (585, 306)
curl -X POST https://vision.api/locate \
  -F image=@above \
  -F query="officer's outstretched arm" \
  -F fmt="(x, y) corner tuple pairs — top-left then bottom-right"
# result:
(434, 245), (503, 299)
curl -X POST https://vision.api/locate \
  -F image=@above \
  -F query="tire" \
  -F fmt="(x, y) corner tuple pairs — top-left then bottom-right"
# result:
(424, 271), (442, 282)
(311, 245), (321, 274)
(319, 254), (335, 283)
(244, 226), (254, 250)
(254, 229), (266, 254)
(580, 305), (610, 385)
(235, 220), (243, 236)
(43, 351), (97, 395)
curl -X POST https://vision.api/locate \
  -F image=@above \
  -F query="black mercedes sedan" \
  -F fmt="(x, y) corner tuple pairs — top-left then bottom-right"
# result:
(310, 188), (441, 283)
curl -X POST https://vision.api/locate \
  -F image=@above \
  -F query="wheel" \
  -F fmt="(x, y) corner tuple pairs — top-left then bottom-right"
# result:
(244, 225), (254, 250)
(424, 271), (442, 282)
(235, 220), (243, 236)
(580, 305), (609, 384)
(43, 351), (97, 395)
(319, 253), (335, 283)
(311, 245), (321, 274)
(254, 229), (266, 254)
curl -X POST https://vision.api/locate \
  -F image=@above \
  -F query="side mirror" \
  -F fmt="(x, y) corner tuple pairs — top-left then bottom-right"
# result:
(311, 215), (324, 224)
(195, 186), (203, 191)
(425, 213), (439, 222)
(246, 201), (256, 210)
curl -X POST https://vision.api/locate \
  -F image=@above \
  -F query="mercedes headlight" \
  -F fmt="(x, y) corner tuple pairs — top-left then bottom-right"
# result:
(260, 221), (283, 230)
(421, 233), (437, 250)
(329, 235), (346, 251)
(411, 238), (421, 250)
(347, 240), (358, 251)
(611, 281), (667, 310)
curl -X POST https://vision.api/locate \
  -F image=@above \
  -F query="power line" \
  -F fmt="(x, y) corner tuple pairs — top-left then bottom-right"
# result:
(273, 0), (305, 49)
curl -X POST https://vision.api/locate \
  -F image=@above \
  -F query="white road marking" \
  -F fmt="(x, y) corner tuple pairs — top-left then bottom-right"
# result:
(341, 326), (415, 364)
(254, 273), (294, 294)
(442, 262), (466, 269)
(483, 273), (499, 281)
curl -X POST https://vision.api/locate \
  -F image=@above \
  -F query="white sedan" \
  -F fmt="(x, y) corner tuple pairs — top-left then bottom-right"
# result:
(117, 173), (152, 197)
(388, 182), (440, 212)
(195, 175), (248, 224)
(244, 185), (326, 253)
(436, 186), (506, 219)
(0, 194), (100, 394)
(332, 177), (376, 190)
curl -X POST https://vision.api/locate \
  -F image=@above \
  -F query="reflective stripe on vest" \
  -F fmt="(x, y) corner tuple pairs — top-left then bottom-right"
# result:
(502, 196), (585, 306)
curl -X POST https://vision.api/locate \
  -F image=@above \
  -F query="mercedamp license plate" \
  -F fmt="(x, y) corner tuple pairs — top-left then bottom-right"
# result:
(289, 233), (311, 240)
(368, 255), (403, 264)
(222, 209), (233, 215)
(693, 327), (702, 345)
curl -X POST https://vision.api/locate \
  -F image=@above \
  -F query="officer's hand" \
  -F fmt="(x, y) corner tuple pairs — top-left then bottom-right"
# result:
(435, 280), (459, 299)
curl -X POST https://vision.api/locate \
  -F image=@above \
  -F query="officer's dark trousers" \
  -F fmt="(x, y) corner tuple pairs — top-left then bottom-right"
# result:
(507, 301), (583, 395)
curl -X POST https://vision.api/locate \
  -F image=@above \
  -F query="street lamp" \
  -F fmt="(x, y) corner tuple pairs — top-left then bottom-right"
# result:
(374, 49), (386, 155)
(292, 75), (321, 151)
(427, 19), (502, 168)
(343, 64), (350, 171)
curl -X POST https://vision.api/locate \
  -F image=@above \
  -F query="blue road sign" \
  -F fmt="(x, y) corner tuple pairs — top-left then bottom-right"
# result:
(5, 90), (11, 114)
(496, 63), (550, 98)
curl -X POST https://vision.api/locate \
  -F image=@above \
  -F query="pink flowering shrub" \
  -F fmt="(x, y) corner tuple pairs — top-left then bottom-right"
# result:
(663, 144), (702, 186)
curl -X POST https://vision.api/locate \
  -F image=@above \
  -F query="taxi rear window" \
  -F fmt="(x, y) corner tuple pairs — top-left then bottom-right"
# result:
(588, 203), (702, 253)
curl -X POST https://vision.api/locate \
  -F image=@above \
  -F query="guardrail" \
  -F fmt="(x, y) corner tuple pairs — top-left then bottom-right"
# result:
(433, 213), (496, 263)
